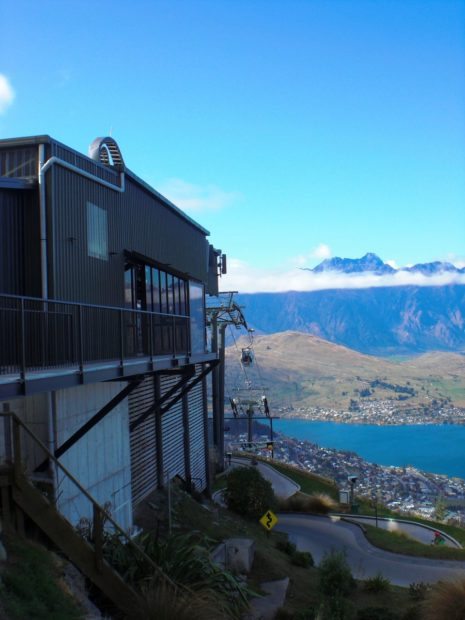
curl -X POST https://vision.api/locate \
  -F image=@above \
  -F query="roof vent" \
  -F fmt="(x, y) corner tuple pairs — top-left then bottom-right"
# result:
(88, 137), (125, 170)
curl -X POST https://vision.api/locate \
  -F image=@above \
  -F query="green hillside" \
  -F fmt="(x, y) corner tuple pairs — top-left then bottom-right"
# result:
(225, 331), (465, 413)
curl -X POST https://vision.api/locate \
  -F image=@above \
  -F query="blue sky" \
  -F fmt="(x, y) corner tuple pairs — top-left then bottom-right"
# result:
(1, 0), (464, 292)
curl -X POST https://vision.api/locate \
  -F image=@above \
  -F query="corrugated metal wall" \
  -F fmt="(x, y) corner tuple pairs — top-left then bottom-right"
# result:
(49, 158), (210, 305)
(128, 376), (158, 506)
(0, 147), (37, 178)
(0, 189), (40, 296)
(160, 374), (185, 481)
(0, 138), (218, 304)
(188, 365), (207, 491)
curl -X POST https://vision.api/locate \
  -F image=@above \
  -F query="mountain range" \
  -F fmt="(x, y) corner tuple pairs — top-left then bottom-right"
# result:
(235, 254), (465, 356)
(307, 252), (465, 275)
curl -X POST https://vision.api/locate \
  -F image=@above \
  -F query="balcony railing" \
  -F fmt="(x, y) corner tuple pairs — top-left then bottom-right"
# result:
(0, 293), (191, 378)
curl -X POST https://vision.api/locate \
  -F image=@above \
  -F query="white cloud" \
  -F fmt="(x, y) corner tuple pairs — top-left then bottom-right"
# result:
(312, 243), (332, 260)
(290, 243), (332, 267)
(222, 259), (465, 294)
(0, 74), (14, 114)
(157, 177), (240, 213)
(386, 259), (399, 269)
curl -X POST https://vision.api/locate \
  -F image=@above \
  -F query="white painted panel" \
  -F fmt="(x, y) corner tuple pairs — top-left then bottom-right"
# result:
(54, 382), (133, 531)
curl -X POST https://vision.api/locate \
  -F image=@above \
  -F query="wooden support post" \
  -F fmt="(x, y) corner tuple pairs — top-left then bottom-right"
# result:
(12, 418), (22, 484)
(93, 505), (104, 573)
(1, 486), (12, 533)
(15, 505), (25, 536)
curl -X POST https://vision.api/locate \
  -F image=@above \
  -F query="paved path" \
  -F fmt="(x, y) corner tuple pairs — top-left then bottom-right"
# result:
(276, 514), (465, 586)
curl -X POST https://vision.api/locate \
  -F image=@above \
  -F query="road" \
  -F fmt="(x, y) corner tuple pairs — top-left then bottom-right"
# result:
(276, 514), (465, 586)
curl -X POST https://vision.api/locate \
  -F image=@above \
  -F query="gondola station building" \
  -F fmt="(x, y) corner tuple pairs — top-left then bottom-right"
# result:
(0, 135), (225, 532)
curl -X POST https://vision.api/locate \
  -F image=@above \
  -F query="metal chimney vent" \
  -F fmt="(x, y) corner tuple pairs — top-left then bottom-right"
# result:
(88, 137), (125, 170)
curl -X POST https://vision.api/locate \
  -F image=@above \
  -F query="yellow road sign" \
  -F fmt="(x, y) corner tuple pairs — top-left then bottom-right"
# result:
(259, 509), (278, 531)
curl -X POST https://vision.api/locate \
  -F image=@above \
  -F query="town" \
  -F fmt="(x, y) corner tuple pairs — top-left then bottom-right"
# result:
(278, 400), (465, 426)
(226, 425), (465, 525)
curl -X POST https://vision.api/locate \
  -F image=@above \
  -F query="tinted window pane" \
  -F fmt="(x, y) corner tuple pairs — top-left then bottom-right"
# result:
(152, 268), (160, 313)
(167, 274), (174, 314)
(87, 202), (108, 260)
(189, 281), (205, 354)
(173, 277), (180, 314)
(145, 266), (152, 311)
(160, 271), (168, 313)
(124, 267), (133, 308)
(178, 280), (184, 315)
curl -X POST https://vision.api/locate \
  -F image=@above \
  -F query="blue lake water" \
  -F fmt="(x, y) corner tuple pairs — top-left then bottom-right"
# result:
(274, 419), (465, 479)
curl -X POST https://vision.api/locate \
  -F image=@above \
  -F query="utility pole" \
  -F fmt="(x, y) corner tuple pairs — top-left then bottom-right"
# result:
(206, 292), (248, 473)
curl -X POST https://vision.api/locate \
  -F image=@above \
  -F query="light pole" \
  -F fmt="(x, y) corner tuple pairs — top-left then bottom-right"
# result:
(348, 475), (358, 513)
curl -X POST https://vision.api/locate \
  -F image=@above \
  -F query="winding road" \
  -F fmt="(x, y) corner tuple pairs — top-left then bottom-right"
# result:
(276, 514), (465, 586)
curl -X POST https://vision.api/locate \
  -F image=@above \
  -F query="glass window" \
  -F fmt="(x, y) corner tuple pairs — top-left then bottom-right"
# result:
(179, 280), (187, 315)
(87, 202), (108, 260)
(189, 281), (205, 354)
(160, 271), (168, 314)
(167, 274), (174, 314)
(124, 267), (133, 308)
(145, 266), (152, 311)
(152, 267), (160, 313)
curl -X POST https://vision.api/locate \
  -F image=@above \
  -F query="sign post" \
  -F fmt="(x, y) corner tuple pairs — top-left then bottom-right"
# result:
(259, 509), (278, 534)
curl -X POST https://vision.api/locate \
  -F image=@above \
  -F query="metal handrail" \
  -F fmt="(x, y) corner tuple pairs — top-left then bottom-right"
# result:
(0, 292), (189, 319)
(0, 410), (176, 588)
(0, 292), (194, 375)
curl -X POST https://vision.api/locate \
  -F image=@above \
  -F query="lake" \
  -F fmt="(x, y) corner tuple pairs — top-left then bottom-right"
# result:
(274, 419), (465, 479)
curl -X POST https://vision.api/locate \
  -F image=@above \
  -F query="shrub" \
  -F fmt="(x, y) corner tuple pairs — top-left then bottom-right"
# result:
(223, 466), (276, 519)
(275, 539), (297, 556)
(318, 550), (356, 598)
(363, 572), (391, 593)
(423, 578), (465, 620)
(318, 595), (355, 620)
(279, 492), (337, 514)
(357, 607), (399, 620)
(290, 550), (314, 568)
(401, 607), (422, 620)
(129, 580), (229, 620)
(408, 582), (432, 601)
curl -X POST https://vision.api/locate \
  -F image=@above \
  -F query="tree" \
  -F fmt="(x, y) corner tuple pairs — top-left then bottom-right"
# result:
(223, 466), (276, 519)
(434, 495), (447, 522)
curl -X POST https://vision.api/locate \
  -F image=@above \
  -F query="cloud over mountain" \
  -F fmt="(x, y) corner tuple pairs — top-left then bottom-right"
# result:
(223, 253), (465, 293)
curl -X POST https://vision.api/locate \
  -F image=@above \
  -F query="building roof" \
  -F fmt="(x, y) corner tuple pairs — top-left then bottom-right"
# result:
(0, 134), (210, 236)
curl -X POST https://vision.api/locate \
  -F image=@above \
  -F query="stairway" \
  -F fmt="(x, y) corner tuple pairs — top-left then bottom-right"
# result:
(2, 467), (138, 613)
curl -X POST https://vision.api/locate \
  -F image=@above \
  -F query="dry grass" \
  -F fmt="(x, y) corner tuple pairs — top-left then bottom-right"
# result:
(423, 578), (465, 620)
(279, 492), (338, 514)
(128, 580), (233, 620)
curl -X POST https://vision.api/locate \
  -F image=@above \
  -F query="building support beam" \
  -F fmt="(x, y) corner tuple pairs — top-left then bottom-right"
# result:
(154, 375), (164, 489)
(35, 377), (145, 471)
(182, 393), (191, 491)
(130, 360), (219, 433)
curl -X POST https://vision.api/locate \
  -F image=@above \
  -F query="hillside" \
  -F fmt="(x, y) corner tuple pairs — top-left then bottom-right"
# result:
(225, 331), (465, 412)
(235, 284), (465, 356)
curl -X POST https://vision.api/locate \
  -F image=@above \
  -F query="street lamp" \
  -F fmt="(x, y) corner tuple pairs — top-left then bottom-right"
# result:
(348, 475), (357, 512)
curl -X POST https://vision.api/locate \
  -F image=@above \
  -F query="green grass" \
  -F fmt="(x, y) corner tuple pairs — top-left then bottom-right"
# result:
(166, 484), (416, 618)
(0, 537), (84, 620)
(254, 457), (339, 500)
(238, 455), (465, 559)
(363, 525), (465, 561)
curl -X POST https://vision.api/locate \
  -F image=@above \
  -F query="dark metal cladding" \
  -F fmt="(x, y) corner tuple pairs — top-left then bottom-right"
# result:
(49, 163), (211, 304)
(0, 135), (219, 304)
(0, 189), (41, 296)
